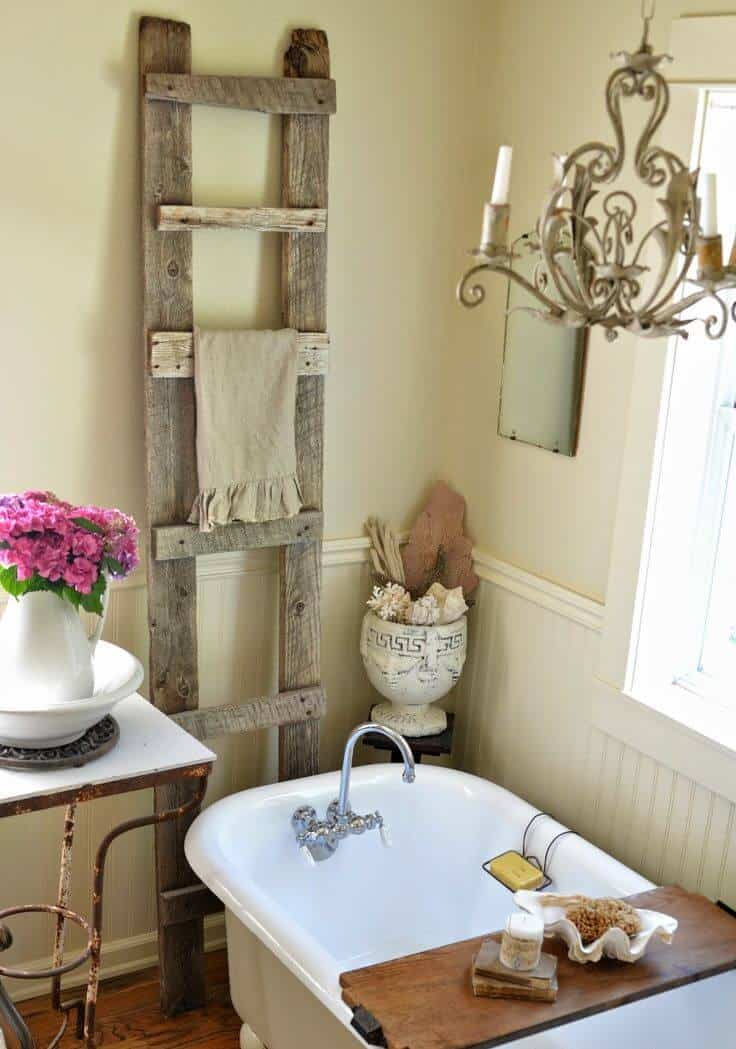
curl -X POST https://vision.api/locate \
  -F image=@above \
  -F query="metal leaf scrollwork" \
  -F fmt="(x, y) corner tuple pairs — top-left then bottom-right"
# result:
(457, 35), (736, 341)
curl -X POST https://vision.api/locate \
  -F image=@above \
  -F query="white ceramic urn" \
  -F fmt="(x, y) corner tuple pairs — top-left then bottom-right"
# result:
(360, 611), (467, 737)
(0, 590), (106, 706)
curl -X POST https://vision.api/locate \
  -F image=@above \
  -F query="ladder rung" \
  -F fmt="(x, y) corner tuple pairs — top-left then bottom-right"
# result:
(159, 884), (222, 928)
(157, 205), (326, 233)
(149, 331), (329, 378)
(145, 73), (337, 115)
(170, 686), (326, 741)
(152, 510), (323, 561)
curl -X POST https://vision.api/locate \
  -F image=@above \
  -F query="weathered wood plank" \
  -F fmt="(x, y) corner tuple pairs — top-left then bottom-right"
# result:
(157, 204), (326, 232)
(145, 72), (337, 114)
(278, 30), (330, 780)
(140, 15), (204, 1016)
(171, 686), (326, 741)
(339, 888), (736, 1049)
(159, 883), (223, 928)
(149, 330), (329, 378)
(152, 509), (322, 560)
(279, 540), (322, 779)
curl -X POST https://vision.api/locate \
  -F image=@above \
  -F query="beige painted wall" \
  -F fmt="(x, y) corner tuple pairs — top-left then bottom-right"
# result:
(0, 0), (485, 987)
(444, 0), (736, 602)
(1, 0), (488, 537)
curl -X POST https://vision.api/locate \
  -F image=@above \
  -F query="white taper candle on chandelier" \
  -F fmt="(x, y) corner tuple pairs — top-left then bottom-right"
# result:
(700, 172), (718, 238)
(491, 145), (513, 205)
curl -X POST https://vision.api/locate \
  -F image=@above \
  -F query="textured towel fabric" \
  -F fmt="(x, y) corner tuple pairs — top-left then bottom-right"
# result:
(188, 328), (303, 531)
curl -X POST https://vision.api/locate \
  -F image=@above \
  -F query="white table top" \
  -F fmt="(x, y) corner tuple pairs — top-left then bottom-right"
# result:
(0, 694), (215, 816)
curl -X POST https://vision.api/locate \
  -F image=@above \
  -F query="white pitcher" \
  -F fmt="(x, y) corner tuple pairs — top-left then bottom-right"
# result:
(0, 589), (107, 705)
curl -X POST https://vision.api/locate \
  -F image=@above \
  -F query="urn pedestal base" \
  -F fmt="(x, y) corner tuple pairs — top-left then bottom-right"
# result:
(370, 701), (447, 738)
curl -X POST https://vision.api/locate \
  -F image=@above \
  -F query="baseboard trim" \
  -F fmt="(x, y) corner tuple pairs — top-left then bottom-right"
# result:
(8, 913), (226, 1003)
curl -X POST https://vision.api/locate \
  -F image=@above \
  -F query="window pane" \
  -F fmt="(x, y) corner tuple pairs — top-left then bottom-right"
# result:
(700, 413), (736, 681)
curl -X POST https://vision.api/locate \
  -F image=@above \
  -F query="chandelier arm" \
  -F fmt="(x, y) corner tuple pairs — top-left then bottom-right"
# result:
(629, 218), (669, 267)
(456, 260), (564, 314)
(540, 217), (591, 315)
(649, 286), (722, 328)
(699, 294), (728, 340)
(634, 72), (676, 186)
(550, 249), (592, 309)
(541, 247), (590, 315)
(641, 224), (698, 317)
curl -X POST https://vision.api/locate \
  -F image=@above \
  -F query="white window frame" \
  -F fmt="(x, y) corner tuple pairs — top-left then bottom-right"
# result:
(593, 16), (736, 804)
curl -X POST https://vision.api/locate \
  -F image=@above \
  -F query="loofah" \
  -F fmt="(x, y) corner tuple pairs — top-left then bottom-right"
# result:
(565, 897), (642, 945)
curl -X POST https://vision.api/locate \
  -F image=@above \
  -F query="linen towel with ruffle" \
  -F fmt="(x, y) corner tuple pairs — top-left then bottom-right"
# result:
(188, 328), (303, 532)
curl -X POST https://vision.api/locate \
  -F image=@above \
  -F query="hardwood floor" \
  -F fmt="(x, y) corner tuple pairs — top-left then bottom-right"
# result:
(16, 951), (242, 1048)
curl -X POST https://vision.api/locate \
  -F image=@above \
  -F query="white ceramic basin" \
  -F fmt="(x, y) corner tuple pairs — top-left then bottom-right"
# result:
(0, 641), (144, 747)
(186, 763), (736, 1049)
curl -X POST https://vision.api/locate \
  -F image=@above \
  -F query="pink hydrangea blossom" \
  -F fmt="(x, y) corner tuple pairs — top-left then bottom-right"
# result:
(0, 492), (139, 608)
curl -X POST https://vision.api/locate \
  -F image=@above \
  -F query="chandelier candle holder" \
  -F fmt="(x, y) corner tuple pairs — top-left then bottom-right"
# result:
(457, 2), (736, 342)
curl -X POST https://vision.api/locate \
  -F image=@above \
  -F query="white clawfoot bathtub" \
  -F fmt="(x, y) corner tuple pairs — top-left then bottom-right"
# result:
(186, 764), (735, 1048)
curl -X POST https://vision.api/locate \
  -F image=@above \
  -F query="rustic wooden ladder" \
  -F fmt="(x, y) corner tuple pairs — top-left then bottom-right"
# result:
(140, 16), (334, 1014)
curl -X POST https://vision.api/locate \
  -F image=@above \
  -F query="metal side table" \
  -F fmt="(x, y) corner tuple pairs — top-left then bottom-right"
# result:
(0, 695), (214, 1048)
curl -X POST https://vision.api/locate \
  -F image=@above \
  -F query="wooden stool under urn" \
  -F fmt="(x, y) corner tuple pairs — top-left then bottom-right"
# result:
(360, 483), (478, 737)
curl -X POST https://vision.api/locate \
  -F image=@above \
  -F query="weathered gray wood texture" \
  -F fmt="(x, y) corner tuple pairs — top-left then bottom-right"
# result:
(153, 509), (323, 560)
(149, 330), (329, 378)
(145, 72), (336, 113)
(140, 15), (205, 1017)
(143, 20), (333, 1008)
(278, 30), (330, 780)
(170, 686), (326, 741)
(157, 204), (326, 232)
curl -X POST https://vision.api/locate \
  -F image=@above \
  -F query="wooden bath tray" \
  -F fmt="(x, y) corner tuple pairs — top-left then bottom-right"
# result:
(339, 887), (736, 1049)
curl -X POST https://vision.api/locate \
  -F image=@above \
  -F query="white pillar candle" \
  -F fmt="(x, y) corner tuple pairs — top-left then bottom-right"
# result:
(500, 912), (545, 971)
(491, 145), (513, 205)
(700, 172), (718, 238)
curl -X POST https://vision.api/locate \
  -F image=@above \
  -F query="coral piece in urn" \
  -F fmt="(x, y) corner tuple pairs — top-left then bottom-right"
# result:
(401, 482), (478, 599)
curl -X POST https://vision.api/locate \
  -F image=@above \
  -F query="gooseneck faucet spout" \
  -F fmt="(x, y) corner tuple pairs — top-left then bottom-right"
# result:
(291, 722), (416, 862)
(337, 722), (415, 817)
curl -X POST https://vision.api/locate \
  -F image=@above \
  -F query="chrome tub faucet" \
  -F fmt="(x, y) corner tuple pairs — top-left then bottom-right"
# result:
(291, 723), (415, 863)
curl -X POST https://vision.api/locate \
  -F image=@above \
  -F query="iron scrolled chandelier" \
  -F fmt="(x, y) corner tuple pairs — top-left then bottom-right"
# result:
(457, 2), (736, 341)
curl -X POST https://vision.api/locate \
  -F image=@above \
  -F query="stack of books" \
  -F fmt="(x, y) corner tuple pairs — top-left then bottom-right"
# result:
(471, 939), (558, 1002)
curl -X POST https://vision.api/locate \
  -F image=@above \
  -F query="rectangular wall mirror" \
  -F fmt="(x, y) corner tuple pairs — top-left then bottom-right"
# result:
(498, 235), (587, 456)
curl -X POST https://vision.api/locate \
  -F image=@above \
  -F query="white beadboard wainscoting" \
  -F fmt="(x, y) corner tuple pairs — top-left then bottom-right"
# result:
(456, 556), (736, 912)
(1, 540), (377, 1000)
(4, 540), (736, 999)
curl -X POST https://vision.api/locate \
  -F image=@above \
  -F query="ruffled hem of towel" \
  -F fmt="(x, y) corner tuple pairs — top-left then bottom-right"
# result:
(188, 475), (304, 532)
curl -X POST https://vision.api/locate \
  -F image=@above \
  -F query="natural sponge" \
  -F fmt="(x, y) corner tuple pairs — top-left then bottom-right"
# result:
(565, 897), (642, 945)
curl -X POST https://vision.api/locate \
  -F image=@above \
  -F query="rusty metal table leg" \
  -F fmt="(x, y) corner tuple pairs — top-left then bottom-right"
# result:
(0, 772), (209, 1049)
(82, 774), (208, 1047)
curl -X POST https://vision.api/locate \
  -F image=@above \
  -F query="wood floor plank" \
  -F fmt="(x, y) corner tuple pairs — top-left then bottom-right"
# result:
(16, 950), (240, 1048)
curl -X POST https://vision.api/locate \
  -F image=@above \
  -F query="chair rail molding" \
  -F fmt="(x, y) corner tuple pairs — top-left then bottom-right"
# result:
(473, 550), (604, 633)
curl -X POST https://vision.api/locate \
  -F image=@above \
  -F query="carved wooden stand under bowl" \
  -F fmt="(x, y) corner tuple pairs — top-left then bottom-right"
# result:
(140, 16), (335, 1016)
(0, 695), (214, 1049)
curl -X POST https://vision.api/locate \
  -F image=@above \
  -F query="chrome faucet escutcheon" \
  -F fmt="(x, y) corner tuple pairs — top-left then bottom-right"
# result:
(291, 723), (415, 863)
